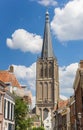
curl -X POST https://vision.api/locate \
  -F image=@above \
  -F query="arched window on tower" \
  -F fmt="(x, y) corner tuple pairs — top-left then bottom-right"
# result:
(40, 64), (43, 78)
(49, 63), (53, 78)
(48, 82), (52, 101)
(43, 108), (49, 120)
(44, 63), (48, 78)
(43, 83), (48, 101)
(39, 83), (43, 100)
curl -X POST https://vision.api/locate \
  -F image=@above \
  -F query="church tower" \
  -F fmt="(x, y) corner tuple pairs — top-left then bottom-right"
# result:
(36, 11), (59, 124)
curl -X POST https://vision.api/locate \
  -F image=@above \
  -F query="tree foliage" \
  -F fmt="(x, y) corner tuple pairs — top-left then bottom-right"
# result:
(15, 96), (32, 130)
(14, 97), (45, 130)
(32, 127), (45, 130)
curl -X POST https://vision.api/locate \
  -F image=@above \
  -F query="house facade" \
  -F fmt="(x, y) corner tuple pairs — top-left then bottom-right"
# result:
(0, 66), (20, 130)
(0, 80), (15, 130)
(0, 81), (6, 130)
(3, 91), (15, 130)
(53, 99), (70, 130)
(0, 65), (32, 130)
(73, 60), (83, 129)
(69, 95), (76, 130)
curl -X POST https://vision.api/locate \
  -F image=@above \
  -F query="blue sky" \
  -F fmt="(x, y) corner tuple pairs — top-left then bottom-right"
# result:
(0, 0), (83, 106)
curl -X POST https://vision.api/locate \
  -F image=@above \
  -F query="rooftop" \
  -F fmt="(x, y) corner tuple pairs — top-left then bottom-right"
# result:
(0, 69), (21, 89)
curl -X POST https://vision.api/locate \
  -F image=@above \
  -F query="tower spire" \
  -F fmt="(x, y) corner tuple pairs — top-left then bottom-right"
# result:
(41, 11), (55, 59)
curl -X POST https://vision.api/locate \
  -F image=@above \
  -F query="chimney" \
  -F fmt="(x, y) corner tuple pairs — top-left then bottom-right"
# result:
(9, 65), (14, 73)
(79, 60), (83, 68)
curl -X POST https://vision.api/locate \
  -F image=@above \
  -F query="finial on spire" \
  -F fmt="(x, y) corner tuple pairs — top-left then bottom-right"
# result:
(45, 10), (49, 23)
(46, 8), (49, 14)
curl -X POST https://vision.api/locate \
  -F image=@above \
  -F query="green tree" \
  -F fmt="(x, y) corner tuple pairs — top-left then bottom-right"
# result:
(27, 117), (33, 129)
(32, 126), (45, 130)
(15, 96), (32, 130)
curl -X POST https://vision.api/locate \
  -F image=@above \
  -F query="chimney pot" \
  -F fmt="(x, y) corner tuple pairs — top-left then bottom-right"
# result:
(9, 65), (14, 73)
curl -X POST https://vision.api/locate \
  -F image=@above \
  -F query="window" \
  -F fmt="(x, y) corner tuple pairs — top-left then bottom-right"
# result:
(11, 103), (14, 121)
(0, 94), (2, 113)
(48, 83), (52, 101)
(49, 63), (52, 78)
(43, 83), (48, 100)
(8, 123), (13, 130)
(4, 99), (8, 119)
(40, 64), (43, 78)
(44, 64), (48, 77)
(0, 123), (1, 130)
(82, 96), (83, 111)
(4, 99), (6, 118)
(12, 104), (14, 121)
(8, 101), (10, 119)
(43, 108), (49, 120)
(11, 104), (13, 120)
(39, 83), (42, 100)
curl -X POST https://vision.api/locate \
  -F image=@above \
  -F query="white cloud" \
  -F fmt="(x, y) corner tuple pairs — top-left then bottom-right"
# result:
(51, 0), (83, 41)
(59, 63), (78, 97)
(6, 29), (42, 53)
(13, 63), (36, 108)
(13, 62), (36, 90)
(37, 0), (57, 6)
(60, 95), (68, 100)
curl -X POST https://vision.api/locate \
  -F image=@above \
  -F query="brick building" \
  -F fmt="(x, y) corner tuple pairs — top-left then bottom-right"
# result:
(69, 95), (76, 130)
(53, 99), (70, 130)
(73, 60), (83, 129)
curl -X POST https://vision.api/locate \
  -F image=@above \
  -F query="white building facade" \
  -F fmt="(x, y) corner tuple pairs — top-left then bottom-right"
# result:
(43, 112), (52, 130)
(3, 91), (15, 130)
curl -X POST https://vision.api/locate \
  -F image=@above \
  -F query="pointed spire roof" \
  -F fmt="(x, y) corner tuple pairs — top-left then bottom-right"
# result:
(41, 11), (55, 59)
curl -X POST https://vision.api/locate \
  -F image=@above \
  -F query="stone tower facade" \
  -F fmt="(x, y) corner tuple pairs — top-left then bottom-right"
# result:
(36, 11), (59, 124)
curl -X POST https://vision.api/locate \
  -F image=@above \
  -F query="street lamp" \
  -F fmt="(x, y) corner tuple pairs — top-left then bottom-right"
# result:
(78, 112), (82, 130)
